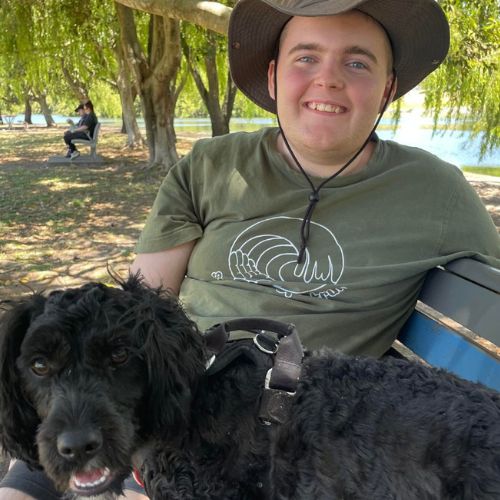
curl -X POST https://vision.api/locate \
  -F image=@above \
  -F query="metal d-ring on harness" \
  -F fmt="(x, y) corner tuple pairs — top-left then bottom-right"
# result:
(203, 318), (304, 425)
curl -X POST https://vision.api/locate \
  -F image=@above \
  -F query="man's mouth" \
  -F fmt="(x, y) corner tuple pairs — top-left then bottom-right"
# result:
(306, 102), (346, 113)
(69, 467), (116, 495)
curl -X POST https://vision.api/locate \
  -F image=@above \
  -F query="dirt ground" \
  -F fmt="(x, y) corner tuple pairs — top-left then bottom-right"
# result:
(0, 125), (498, 301)
(460, 173), (500, 229)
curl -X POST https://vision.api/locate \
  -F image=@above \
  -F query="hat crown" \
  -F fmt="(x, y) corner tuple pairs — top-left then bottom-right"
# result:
(228, 0), (450, 113)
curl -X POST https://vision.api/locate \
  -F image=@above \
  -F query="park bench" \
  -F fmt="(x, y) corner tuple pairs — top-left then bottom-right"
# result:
(71, 122), (101, 160)
(394, 258), (500, 391)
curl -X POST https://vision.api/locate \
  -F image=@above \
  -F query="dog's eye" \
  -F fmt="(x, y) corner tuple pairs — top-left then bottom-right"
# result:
(111, 346), (129, 366)
(31, 358), (50, 376)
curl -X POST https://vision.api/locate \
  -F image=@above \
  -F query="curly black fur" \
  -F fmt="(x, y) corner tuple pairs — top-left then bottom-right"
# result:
(0, 276), (499, 499)
(0, 276), (204, 498)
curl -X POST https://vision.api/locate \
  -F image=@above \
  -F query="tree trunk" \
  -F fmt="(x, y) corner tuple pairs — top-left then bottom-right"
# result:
(182, 31), (237, 137)
(143, 15), (180, 166)
(34, 94), (56, 127)
(116, 2), (182, 169)
(116, 40), (145, 148)
(61, 64), (89, 102)
(23, 96), (33, 124)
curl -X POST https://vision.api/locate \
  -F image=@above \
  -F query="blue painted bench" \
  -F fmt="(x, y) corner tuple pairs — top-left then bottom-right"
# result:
(395, 258), (500, 391)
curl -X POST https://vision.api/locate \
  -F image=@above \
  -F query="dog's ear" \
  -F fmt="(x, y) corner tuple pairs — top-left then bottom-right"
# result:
(134, 287), (206, 441)
(0, 295), (46, 466)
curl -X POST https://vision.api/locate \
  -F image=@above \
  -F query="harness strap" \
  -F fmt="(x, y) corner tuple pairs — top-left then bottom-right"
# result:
(203, 318), (304, 425)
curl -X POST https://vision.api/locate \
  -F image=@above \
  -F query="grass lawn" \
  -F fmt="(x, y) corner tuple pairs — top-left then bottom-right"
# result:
(0, 125), (198, 299)
(462, 167), (500, 177)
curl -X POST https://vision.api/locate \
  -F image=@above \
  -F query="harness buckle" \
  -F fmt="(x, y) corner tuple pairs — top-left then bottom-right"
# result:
(253, 331), (278, 355)
(259, 368), (297, 426)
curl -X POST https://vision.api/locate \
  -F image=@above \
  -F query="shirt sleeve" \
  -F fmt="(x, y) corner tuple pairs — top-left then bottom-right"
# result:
(81, 113), (96, 131)
(135, 153), (203, 253)
(438, 169), (500, 268)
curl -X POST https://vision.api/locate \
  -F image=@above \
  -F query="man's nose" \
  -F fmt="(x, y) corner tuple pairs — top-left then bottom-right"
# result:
(314, 63), (344, 89)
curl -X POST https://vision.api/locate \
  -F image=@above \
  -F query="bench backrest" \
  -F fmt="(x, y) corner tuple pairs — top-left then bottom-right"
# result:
(92, 122), (101, 142)
(397, 258), (500, 391)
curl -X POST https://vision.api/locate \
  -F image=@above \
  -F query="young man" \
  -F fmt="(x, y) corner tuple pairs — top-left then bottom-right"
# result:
(62, 100), (98, 160)
(1, 0), (498, 498)
(131, 0), (499, 356)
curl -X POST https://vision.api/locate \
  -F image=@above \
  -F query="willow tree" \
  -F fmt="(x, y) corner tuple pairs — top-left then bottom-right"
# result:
(0, 0), (143, 145)
(0, 0), (97, 123)
(423, 0), (500, 157)
(181, 22), (237, 136)
(0, 0), (61, 125)
(114, 0), (499, 156)
(116, 3), (185, 168)
(38, 0), (142, 142)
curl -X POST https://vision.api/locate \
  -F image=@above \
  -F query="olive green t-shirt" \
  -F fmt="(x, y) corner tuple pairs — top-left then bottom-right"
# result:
(136, 128), (500, 357)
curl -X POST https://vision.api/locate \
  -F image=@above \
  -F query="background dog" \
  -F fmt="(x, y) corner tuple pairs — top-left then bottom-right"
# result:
(0, 276), (499, 499)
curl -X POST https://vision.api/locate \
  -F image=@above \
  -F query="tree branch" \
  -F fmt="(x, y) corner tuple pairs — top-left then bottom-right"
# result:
(114, 0), (231, 34)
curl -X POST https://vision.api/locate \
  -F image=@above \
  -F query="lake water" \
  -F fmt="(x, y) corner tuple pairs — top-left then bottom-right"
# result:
(3, 113), (499, 167)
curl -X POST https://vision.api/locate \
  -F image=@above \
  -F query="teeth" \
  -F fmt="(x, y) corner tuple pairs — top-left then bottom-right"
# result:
(73, 467), (110, 489)
(308, 102), (343, 113)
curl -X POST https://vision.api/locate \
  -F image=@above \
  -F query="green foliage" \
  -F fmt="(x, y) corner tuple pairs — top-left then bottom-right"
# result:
(232, 91), (275, 119)
(1, 0), (498, 153)
(423, 0), (500, 157)
(0, 0), (120, 116)
(89, 82), (123, 118)
(461, 166), (500, 177)
(178, 20), (230, 119)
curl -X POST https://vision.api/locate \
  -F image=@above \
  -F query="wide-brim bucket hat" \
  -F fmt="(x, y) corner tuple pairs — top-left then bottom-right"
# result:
(229, 0), (450, 113)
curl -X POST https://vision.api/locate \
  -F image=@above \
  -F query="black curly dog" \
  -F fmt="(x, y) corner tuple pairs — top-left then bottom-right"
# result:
(0, 276), (499, 499)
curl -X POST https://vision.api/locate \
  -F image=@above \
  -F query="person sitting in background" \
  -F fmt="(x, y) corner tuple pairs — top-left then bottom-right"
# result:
(63, 100), (98, 160)
(65, 103), (85, 132)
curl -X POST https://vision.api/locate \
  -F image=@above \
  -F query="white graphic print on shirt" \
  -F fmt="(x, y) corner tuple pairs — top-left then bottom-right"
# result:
(226, 217), (346, 299)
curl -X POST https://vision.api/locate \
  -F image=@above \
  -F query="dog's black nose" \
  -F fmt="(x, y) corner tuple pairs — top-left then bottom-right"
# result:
(57, 429), (103, 461)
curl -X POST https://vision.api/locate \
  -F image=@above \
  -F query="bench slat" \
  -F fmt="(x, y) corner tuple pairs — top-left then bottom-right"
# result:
(399, 310), (500, 391)
(445, 258), (500, 293)
(419, 267), (500, 344)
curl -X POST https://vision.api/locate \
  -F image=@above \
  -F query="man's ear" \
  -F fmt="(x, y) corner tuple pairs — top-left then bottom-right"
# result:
(380, 73), (397, 112)
(267, 59), (277, 101)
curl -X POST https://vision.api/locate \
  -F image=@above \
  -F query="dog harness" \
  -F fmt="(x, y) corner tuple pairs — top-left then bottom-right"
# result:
(203, 318), (304, 425)
(133, 319), (304, 493)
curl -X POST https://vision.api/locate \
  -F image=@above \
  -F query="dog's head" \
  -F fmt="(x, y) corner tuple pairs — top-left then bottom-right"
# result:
(0, 275), (206, 496)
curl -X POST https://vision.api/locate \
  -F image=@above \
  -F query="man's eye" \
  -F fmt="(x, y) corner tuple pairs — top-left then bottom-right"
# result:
(297, 56), (314, 63)
(31, 358), (50, 376)
(348, 61), (367, 70)
(111, 346), (129, 366)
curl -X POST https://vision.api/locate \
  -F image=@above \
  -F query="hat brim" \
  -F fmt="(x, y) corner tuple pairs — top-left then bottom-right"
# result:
(229, 0), (450, 113)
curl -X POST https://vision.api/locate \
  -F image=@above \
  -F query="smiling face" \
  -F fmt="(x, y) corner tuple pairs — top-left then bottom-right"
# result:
(268, 11), (396, 171)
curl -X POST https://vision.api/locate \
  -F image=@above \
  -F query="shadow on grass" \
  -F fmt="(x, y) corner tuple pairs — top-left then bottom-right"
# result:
(0, 127), (194, 299)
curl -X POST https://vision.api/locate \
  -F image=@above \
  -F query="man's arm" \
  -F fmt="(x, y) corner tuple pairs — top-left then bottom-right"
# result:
(72, 124), (89, 133)
(130, 240), (196, 294)
(72, 113), (92, 133)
